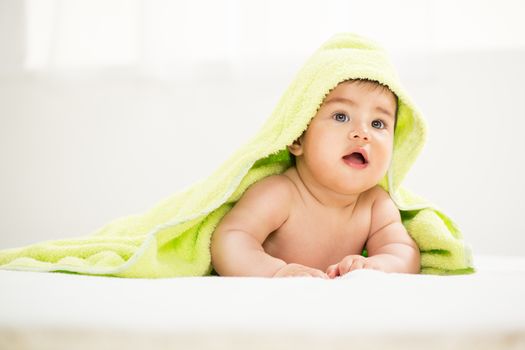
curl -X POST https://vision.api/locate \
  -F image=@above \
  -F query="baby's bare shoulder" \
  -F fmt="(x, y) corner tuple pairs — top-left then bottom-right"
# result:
(368, 185), (401, 233)
(217, 174), (294, 243)
(368, 185), (391, 202)
(241, 174), (294, 201)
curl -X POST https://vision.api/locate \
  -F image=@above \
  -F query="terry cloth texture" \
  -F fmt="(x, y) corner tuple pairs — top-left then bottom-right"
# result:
(0, 33), (474, 277)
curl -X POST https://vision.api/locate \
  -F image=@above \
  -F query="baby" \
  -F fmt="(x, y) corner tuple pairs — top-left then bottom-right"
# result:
(211, 78), (420, 278)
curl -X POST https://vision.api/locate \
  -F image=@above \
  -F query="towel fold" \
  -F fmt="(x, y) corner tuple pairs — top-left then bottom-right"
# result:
(0, 33), (474, 277)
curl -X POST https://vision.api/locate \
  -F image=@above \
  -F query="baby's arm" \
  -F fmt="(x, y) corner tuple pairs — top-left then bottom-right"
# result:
(327, 188), (420, 277)
(211, 175), (326, 278)
(364, 188), (420, 273)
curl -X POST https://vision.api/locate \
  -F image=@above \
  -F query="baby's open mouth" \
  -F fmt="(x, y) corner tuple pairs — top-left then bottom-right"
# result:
(343, 152), (368, 165)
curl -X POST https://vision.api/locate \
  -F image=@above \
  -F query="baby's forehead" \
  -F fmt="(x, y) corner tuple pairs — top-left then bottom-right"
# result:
(325, 80), (396, 104)
(319, 80), (398, 117)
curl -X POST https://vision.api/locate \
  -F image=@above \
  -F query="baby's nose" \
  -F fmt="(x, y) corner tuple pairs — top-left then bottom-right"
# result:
(349, 128), (369, 141)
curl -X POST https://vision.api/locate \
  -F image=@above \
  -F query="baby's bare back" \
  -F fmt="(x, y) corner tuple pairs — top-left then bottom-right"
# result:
(261, 167), (375, 271)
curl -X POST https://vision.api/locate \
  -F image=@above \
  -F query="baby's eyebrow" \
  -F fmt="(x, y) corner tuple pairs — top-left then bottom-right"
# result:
(324, 97), (395, 120)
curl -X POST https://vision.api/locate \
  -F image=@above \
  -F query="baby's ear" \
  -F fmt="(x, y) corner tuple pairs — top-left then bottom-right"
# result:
(287, 135), (304, 156)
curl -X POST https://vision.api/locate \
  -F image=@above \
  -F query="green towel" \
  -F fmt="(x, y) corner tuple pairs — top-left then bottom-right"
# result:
(0, 33), (474, 277)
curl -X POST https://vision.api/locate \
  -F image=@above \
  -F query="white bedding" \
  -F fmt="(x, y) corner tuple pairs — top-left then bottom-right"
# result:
(1, 255), (524, 350)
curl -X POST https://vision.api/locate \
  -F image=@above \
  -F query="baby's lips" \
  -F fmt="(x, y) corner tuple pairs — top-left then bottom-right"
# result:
(343, 147), (369, 163)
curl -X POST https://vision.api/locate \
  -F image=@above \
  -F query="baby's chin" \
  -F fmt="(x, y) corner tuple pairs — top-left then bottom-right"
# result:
(332, 181), (379, 196)
(340, 172), (384, 190)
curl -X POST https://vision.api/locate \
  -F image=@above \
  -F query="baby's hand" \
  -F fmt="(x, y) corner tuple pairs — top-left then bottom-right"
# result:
(326, 255), (379, 278)
(273, 263), (329, 279)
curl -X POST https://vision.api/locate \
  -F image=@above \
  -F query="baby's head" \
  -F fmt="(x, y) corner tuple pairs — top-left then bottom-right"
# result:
(287, 79), (398, 195)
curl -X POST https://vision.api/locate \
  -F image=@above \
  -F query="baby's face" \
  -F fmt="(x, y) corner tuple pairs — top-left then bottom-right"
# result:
(289, 80), (397, 195)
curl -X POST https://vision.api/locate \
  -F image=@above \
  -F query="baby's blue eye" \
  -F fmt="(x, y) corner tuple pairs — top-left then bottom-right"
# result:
(372, 120), (385, 129)
(333, 113), (349, 123)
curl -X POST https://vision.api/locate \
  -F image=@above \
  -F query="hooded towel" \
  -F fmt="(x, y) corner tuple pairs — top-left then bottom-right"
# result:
(0, 33), (474, 277)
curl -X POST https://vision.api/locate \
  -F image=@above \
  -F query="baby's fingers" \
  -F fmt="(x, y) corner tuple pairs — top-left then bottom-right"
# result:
(304, 267), (329, 279)
(326, 264), (339, 278)
(349, 258), (365, 272)
(340, 256), (366, 275)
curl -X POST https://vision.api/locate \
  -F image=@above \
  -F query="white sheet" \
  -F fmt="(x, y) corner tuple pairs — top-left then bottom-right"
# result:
(1, 255), (524, 350)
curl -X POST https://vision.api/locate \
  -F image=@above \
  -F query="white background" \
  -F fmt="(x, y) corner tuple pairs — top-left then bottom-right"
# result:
(0, 0), (524, 256)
